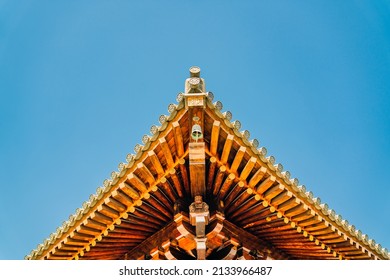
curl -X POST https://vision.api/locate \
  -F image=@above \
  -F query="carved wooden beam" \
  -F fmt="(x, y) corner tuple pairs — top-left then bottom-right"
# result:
(278, 197), (300, 212)
(230, 146), (246, 173)
(218, 173), (236, 200)
(248, 166), (267, 188)
(119, 182), (140, 200)
(224, 181), (245, 207)
(159, 137), (174, 168)
(118, 220), (156, 233)
(222, 219), (290, 259)
(123, 220), (179, 259)
(127, 173), (148, 193)
(212, 165), (227, 196)
(172, 121), (185, 157)
(256, 175), (276, 194)
(240, 157), (257, 181)
(207, 157), (218, 193)
(179, 158), (190, 196)
(137, 162), (155, 187)
(189, 142), (206, 198)
(168, 168), (184, 198)
(226, 188), (254, 214)
(146, 193), (172, 219)
(263, 183), (284, 201)
(210, 120), (221, 155)
(84, 218), (107, 231)
(111, 189), (134, 207)
(158, 177), (178, 202)
(148, 151), (165, 176)
(184, 68), (208, 199)
(104, 197), (127, 213)
(229, 196), (264, 220)
(221, 134), (234, 164)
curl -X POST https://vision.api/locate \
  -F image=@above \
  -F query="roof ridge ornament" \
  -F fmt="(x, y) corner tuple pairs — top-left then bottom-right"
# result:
(185, 66), (206, 93)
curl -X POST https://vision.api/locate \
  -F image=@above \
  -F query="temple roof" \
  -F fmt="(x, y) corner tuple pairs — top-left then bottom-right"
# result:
(26, 67), (389, 260)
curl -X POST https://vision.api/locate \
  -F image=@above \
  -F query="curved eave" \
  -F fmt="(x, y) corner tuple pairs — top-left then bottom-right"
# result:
(202, 97), (389, 260)
(26, 95), (189, 260)
(26, 92), (389, 260)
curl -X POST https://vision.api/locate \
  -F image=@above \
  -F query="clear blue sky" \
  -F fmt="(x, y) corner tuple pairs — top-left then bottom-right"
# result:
(1, 1), (389, 260)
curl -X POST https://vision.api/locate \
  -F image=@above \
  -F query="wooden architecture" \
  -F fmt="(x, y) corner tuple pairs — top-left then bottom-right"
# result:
(27, 67), (389, 260)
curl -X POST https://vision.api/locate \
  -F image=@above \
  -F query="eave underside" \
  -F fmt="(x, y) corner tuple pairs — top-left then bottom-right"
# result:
(29, 99), (386, 261)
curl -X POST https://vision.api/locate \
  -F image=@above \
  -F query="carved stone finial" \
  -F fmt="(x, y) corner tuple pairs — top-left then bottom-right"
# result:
(185, 66), (206, 93)
(190, 66), (201, 77)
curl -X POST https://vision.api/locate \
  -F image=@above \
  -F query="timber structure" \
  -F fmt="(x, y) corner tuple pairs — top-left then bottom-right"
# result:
(27, 67), (389, 260)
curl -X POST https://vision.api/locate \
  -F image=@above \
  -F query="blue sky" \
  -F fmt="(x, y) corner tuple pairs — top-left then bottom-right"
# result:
(0, 1), (389, 260)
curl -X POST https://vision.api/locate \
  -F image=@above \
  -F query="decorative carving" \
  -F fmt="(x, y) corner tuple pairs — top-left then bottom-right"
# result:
(312, 196), (321, 205)
(282, 171), (290, 180)
(126, 154), (134, 163)
(297, 185), (306, 194)
(233, 120), (241, 130)
(362, 234), (369, 244)
(355, 230), (362, 240)
(305, 191), (313, 200)
(321, 204), (330, 216)
(96, 186), (104, 195)
(251, 139), (259, 148)
(68, 214), (76, 223)
(190, 66), (200, 76)
(134, 144), (143, 154)
(266, 156), (275, 165)
(82, 201), (90, 209)
(214, 101), (223, 111)
(103, 179), (111, 188)
(189, 77), (200, 87)
(290, 177), (299, 187)
(189, 196), (210, 260)
(185, 66), (205, 93)
(348, 224), (356, 234)
(189, 142), (206, 197)
(258, 147), (267, 156)
(118, 162), (126, 172)
(159, 115), (168, 124)
(275, 163), (283, 172)
(176, 92), (184, 102)
(241, 130), (250, 139)
(150, 125), (159, 135)
(168, 103), (176, 113)
(328, 209), (336, 220)
(223, 111), (232, 121)
(76, 207), (83, 216)
(111, 171), (119, 180)
(62, 220), (70, 230)
(207, 91), (214, 101)
(142, 135), (150, 145)
(187, 96), (204, 107)
(334, 214), (342, 225)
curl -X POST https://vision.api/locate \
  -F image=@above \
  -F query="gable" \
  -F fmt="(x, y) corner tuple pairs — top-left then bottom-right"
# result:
(26, 67), (389, 260)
